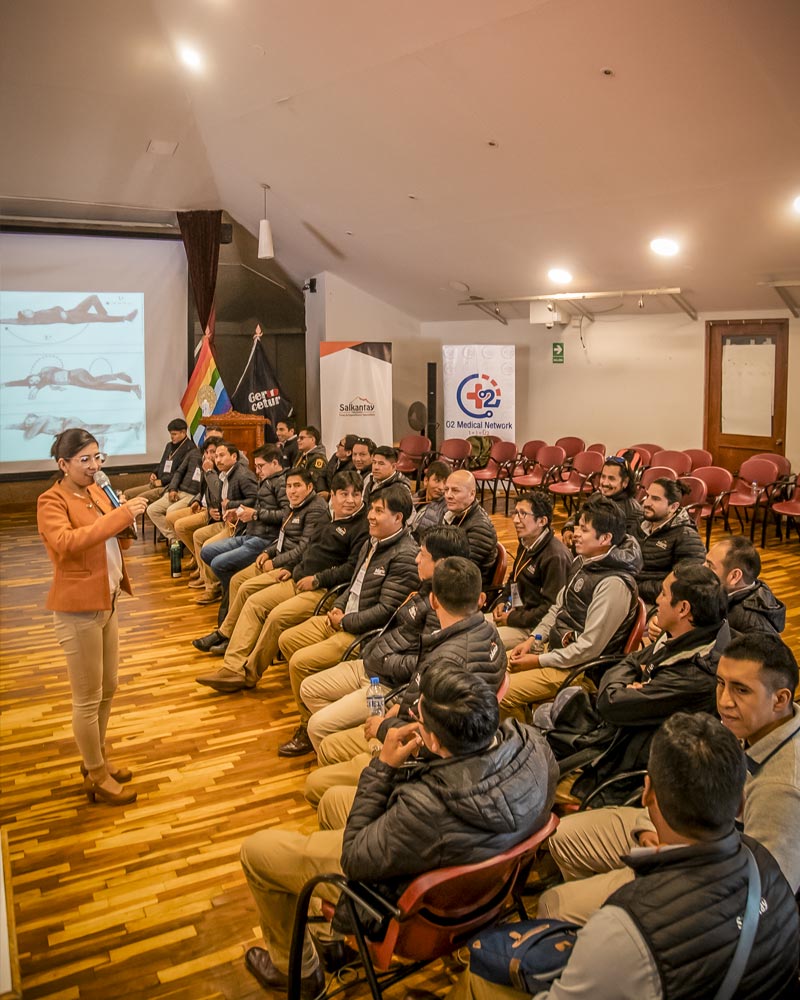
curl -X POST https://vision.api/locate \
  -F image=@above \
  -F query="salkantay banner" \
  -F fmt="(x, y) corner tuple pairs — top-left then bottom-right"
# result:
(320, 342), (393, 448)
(442, 344), (515, 441)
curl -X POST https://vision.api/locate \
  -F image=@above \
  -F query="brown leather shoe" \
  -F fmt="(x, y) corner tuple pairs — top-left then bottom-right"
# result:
(278, 725), (314, 757)
(244, 947), (324, 999)
(195, 668), (254, 692)
(194, 589), (221, 605)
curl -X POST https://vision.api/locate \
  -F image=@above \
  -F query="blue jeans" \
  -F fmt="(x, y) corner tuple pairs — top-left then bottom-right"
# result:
(201, 535), (269, 590)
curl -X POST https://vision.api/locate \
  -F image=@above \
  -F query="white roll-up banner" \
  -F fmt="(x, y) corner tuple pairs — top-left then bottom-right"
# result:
(320, 342), (393, 447)
(442, 345), (515, 441)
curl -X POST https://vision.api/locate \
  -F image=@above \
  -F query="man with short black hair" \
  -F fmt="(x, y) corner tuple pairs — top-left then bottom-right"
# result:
(503, 496), (641, 719)
(145, 436), (202, 543)
(705, 536), (786, 634)
(408, 459), (450, 537)
(275, 418), (298, 469)
(432, 469), (498, 587)
(460, 713), (799, 1000)
(325, 434), (357, 486)
(239, 662), (558, 999)
(277, 484), (419, 756)
(120, 418), (194, 503)
(293, 425), (328, 492)
(491, 492), (572, 649)
(360, 445), (411, 499)
(562, 456), (642, 548)
(351, 436), (375, 481)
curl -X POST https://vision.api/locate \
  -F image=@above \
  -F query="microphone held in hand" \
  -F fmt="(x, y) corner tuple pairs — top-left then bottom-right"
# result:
(94, 470), (138, 539)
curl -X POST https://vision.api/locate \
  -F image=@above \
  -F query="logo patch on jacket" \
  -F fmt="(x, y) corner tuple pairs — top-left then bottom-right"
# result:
(573, 577), (585, 592)
(373, 566), (386, 576)
(408, 605), (417, 619)
(335, 526), (346, 535)
(655, 540), (669, 549)
(489, 641), (499, 660)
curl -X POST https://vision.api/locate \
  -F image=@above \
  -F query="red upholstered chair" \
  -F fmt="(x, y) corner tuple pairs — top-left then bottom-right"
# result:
(692, 466), (735, 547)
(510, 445), (566, 513)
(683, 448), (713, 471)
(436, 438), (471, 469)
(637, 465), (678, 500)
(632, 443), (664, 460)
(762, 478), (800, 546)
(473, 440), (518, 513)
(287, 815), (559, 1000)
(548, 450), (604, 516)
(395, 434), (431, 486)
(678, 476), (708, 528)
(651, 450), (692, 476)
(727, 457), (780, 541)
(751, 453), (791, 479)
(587, 442), (606, 456)
(515, 439), (547, 476)
(484, 543), (508, 607)
(554, 436), (585, 462)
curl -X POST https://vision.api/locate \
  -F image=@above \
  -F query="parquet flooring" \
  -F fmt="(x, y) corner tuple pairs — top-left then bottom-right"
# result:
(1, 501), (798, 1000)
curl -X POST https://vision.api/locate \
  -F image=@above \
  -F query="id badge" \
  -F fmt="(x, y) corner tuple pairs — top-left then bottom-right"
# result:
(276, 529), (285, 551)
(163, 459), (173, 474)
(510, 583), (523, 608)
(192, 466), (201, 482)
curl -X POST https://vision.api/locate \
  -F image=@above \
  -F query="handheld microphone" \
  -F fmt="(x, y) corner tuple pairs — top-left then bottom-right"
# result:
(94, 470), (138, 538)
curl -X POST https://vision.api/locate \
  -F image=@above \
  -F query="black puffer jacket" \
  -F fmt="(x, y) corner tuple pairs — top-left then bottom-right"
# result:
(292, 504), (369, 589)
(727, 579), (786, 635)
(294, 444), (328, 492)
(362, 469), (413, 500)
(564, 489), (643, 535)
(240, 470), (288, 539)
(361, 583), (437, 688)
(167, 446), (202, 495)
(264, 492), (329, 570)
(631, 507), (706, 603)
(337, 719), (558, 928)
(501, 531), (573, 630)
(334, 528), (420, 634)
(428, 499), (498, 587)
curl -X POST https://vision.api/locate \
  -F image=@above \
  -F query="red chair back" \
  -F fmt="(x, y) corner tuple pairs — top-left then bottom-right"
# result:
(536, 445), (567, 470)
(587, 442), (606, 456)
(693, 465), (734, 500)
(751, 453), (791, 478)
(639, 466), (678, 491)
(520, 440), (547, 464)
(736, 457), (779, 491)
(651, 450), (692, 476)
(683, 448), (713, 471)
(623, 599), (648, 654)
(678, 476), (708, 509)
(396, 434), (431, 474)
(481, 440), (517, 475)
(372, 815), (559, 968)
(438, 438), (471, 467)
(554, 436), (585, 460)
(632, 443), (664, 458)
(489, 543), (507, 590)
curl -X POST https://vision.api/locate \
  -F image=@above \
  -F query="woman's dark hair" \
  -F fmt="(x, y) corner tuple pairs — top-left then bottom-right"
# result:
(51, 428), (98, 467)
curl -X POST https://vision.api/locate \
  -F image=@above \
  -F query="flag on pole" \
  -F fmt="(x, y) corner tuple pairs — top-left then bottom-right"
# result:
(181, 334), (231, 444)
(230, 325), (294, 442)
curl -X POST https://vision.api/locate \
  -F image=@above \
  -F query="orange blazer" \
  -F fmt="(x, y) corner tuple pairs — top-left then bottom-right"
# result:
(37, 480), (135, 612)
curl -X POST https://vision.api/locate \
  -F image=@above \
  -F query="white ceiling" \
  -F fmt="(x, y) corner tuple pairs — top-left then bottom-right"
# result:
(2, 0), (799, 321)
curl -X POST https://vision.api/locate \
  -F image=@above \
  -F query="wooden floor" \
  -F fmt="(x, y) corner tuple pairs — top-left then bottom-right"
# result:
(1, 501), (798, 1000)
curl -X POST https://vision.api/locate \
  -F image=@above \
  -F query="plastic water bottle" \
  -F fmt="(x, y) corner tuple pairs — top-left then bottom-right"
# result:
(169, 539), (182, 578)
(366, 677), (385, 717)
(531, 633), (545, 654)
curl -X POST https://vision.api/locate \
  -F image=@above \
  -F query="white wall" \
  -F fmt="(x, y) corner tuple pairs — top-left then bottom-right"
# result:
(307, 272), (799, 466)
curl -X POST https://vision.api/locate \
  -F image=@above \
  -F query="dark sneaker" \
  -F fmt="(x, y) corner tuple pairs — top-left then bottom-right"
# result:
(244, 946), (325, 998)
(192, 630), (224, 652)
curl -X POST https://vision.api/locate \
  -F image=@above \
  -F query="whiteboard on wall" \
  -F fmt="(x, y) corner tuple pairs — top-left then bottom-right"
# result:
(720, 340), (775, 437)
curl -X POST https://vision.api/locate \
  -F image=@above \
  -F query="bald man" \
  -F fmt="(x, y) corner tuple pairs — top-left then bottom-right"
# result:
(430, 470), (498, 587)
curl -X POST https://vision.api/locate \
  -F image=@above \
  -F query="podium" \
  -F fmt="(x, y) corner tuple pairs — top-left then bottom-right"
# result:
(201, 412), (269, 464)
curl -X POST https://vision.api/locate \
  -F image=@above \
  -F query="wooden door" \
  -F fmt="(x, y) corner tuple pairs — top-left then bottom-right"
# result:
(704, 319), (788, 472)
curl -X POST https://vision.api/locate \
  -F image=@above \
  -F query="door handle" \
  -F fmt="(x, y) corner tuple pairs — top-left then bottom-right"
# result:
(775, 439), (783, 446)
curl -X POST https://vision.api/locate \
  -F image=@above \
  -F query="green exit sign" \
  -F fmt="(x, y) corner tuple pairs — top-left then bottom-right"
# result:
(552, 342), (564, 364)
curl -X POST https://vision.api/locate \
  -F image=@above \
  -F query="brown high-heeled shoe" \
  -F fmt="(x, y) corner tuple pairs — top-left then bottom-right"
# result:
(80, 763), (133, 783)
(85, 781), (137, 806)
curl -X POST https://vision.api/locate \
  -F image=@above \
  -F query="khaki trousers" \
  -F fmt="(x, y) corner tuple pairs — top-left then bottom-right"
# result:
(304, 755), (369, 826)
(146, 491), (194, 541)
(278, 617), (358, 724)
(122, 483), (162, 502)
(303, 660), (390, 750)
(173, 509), (209, 552)
(500, 666), (570, 723)
(536, 806), (638, 924)
(240, 827), (344, 977)
(194, 521), (229, 589)
(318, 724), (372, 766)
(448, 970), (526, 1000)
(53, 604), (119, 770)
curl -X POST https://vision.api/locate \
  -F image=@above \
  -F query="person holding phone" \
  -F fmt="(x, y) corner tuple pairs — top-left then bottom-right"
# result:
(37, 428), (148, 806)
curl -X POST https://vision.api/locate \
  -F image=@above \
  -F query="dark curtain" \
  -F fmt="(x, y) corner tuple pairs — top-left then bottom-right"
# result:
(177, 209), (222, 343)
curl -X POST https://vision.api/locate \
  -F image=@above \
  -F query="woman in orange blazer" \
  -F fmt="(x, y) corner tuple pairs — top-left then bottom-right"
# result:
(37, 428), (149, 805)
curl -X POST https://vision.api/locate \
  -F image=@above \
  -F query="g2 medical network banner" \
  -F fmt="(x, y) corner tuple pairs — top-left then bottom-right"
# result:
(442, 344), (515, 441)
(320, 342), (393, 448)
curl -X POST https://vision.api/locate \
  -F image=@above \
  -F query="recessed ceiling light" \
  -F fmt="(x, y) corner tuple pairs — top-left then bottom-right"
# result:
(178, 43), (203, 72)
(650, 237), (680, 256)
(793, 194), (800, 214)
(548, 268), (572, 284)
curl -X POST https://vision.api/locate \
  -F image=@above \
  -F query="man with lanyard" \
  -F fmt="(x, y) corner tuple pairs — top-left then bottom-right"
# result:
(119, 418), (194, 504)
(490, 492), (572, 650)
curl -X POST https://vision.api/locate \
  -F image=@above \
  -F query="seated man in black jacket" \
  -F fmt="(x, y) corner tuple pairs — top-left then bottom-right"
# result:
(490, 492), (572, 649)
(301, 524), (470, 752)
(239, 661), (558, 1000)
(704, 535), (786, 634)
(277, 484), (420, 757)
(567, 561), (729, 806)
(562, 456), (642, 547)
(428, 469), (498, 587)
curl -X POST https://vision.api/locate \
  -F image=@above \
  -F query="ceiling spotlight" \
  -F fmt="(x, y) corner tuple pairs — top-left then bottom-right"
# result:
(650, 237), (679, 256)
(548, 268), (572, 284)
(178, 43), (204, 72)
(258, 183), (274, 260)
(793, 194), (800, 214)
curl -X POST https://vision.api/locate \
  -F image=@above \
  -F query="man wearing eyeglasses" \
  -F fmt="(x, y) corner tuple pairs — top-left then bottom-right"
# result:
(325, 434), (357, 485)
(491, 492), (572, 650)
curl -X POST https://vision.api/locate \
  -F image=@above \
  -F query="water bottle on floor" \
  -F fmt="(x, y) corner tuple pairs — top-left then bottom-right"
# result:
(169, 539), (182, 578)
(366, 677), (385, 717)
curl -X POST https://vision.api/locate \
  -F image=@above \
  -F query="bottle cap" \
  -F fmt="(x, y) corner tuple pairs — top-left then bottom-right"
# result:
(370, 676), (380, 684)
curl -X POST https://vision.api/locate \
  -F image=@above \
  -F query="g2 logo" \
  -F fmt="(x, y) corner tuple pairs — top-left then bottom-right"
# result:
(456, 373), (502, 419)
